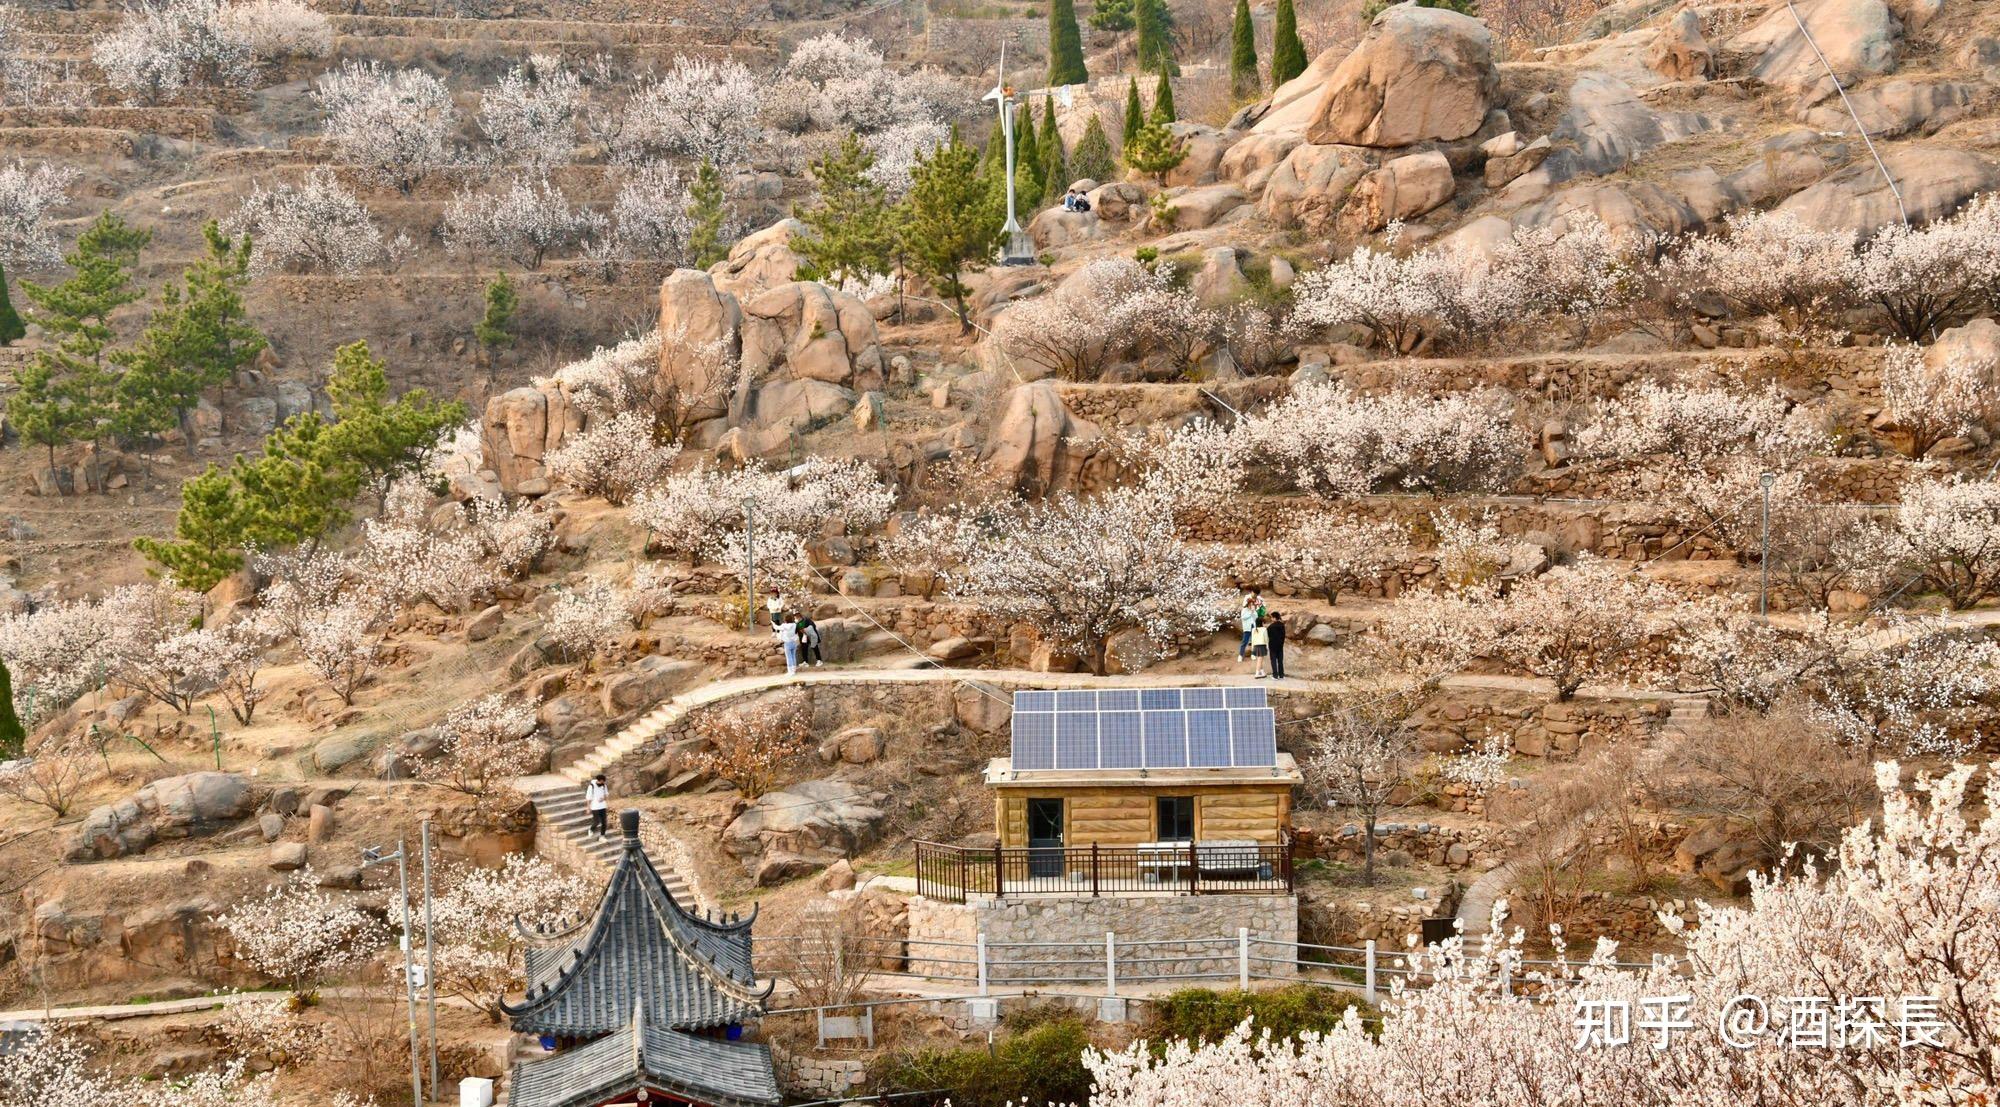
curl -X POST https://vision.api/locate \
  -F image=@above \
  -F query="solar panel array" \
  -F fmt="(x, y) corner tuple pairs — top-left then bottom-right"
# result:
(1010, 687), (1277, 771)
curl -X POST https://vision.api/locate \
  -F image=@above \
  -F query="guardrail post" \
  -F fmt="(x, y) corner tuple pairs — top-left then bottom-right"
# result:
(968, 931), (997, 1026)
(1091, 842), (1100, 896)
(1365, 940), (1377, 1003)
(1238, 928), (1250, 990)
(1105, 931), (1117, 996)
(1187, 840), (1198, 893)
(993, 848), (1004, 899)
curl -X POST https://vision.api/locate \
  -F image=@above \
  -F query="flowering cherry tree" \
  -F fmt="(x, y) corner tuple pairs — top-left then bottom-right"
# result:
(213, 866), (388, 996)
(441, 174), (607, 270)
(0, 158), (80, 272)
(413, 695), (543, 795)
(386, 854), (594, 1019)
(298, 595), (389, 705)
(1485, 556), (1685, 700)
(1235, 512), (1410, 605)
(1238, 383), (1523, 499)
(1848, 193), (2000, 341)
(315, 61), (460, 193)
(1572, 381), (1827, 550)
(944, 491), (1231, 674)
(226, 168), (391, 276)
(1875, 342), (1994, 460)
(1658, 209), (1858, 339)
(2, 1033), (281, 1107)
(359, 508), (497, 615)
(1879, 475), (2000, 609)
(1084, 762), (2000, 1106)
(544, 410), (681, 504)
(544, 578), (627, 661)
(479, 53), (582, 170)
(608, 162), (697, 266)
(1809, 616), (2000, 756)
(632, 458), (894, 564)
(1300, 683), (1428, 884)
(605, 57), (764, 168)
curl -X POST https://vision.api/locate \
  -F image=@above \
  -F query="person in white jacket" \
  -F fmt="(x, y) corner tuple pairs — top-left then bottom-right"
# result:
(776, 614), (800, 675)
(585, 774), (610, 837)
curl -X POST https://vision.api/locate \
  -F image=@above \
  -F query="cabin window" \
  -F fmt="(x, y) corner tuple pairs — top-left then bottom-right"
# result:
(1156, 796), (1195, 842)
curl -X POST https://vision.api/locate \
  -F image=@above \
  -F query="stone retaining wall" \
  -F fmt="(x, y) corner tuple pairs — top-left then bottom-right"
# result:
(907, 893), (1298, 985)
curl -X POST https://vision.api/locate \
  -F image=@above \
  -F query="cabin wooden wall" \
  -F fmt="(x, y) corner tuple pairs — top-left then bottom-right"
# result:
(993, 784), (1292, 847)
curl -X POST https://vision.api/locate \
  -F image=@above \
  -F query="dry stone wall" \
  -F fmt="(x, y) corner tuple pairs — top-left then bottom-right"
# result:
(908, 894), (1298, 984)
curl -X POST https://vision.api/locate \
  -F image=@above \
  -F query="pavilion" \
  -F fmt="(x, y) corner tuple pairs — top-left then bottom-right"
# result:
(500, 810), (780, 1107)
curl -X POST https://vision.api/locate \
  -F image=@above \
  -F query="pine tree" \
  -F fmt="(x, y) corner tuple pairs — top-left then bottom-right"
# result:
(0, 658), (25, 760)
(113, 221), (265, 451)
(1136, 0), (1178, 75)
(1151, 69), (1178, 125)
(322, 340), (464, 511)
(797, 132), (900, 287)
(1039, 97), (1068, 195)
(1089, 0), (1134, 31)
(1047, 0), (1089, 86)
(1123, 118), (1187, 184)
(1122, 76), (1145, 150)
(1070, 115), (1117, 184)
(234, 411), (361, 551)
(1230, 0), (1260, 100)
(7, 359), (82, 473)
(1271, 0), (1307, 86)
(687, 159), (731, 269)
(476, 273), (516, 362)
(134, 462), (246, 593)
(904, 128), (1003, 334)
(0, 259), (24, 347)
(1012, 103), (1044, 210)
(19, 212), (151, 454)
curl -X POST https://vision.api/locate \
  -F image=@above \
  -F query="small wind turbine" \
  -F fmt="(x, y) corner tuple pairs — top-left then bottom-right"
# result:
(983, 43), (1035, 265)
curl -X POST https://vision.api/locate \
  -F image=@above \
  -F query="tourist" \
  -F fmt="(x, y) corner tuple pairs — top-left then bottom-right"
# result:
(1250, 615), (1271, 678)
(797, 612), (824, 667)
(1267, 611), (1287, 680)
(585, 773), (610, 837)
(1238, 593), (1261, 662)
(777, 612), (801, 675)
(765, 586), (783, 629)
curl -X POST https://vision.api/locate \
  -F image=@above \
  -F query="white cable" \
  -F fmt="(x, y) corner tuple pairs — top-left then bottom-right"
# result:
(1784, 0), (1911, 227)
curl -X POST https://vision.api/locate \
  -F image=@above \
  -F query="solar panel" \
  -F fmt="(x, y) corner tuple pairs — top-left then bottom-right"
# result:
(1056, 711), (1098, 769)
(1014, 711), (1055, 770)
(1189, 710), (1233, 766)
(1140, 688), (1182, 710)
(1009, 687), (1276, 771)
(1100, 711), (1143, 768)
(1142, 710), (1188, 767)
(1015, 690), (1058, 713)
(1099, 689), (1141, 711)
(1231, 709), (1276, 767)
(1224, 686), (1267, 709)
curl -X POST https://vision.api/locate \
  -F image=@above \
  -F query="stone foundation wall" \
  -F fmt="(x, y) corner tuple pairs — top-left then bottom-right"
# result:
(907, 894), (1298, 985)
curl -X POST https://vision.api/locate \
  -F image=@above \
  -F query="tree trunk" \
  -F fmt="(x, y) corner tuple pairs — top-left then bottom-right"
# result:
(1362, 813), (1377, 885)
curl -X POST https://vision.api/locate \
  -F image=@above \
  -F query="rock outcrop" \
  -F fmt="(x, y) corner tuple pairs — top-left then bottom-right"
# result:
(979, 381), (1099, 494)
(1343, 150), (1456, 232)
(1646, 9), (1712, 81)
(1727, 0), (1900, 99)
(73, 772), (256, 861)
(1307, 2), (1499, 148)
(1259, 143), (1370, 232)
(723, 779), (886, 882)
(707, 218), (807, 299)
(1777, 147), (1999, 232)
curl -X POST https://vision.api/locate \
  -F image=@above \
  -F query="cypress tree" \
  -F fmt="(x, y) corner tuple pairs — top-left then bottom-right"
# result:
(687, 159), (731, 269)
(1230, 0), (1260, 100)
(904, 126), (1004, 332)
(1150, 69), (1177, 125)
(477, 273), (517, 361)
(1122, 76), (1145, 149)
(1039, 97), (1067, 194)
(0, 259), (23, 347)
(1135, 0), (1177, 75)
(1070, 115), (1117, 184)
(1013, 103), (1044, 208)
(1047, 0), (1089, 86)
(0, 658), (24, 760)
(1271, 0), (1308, 85)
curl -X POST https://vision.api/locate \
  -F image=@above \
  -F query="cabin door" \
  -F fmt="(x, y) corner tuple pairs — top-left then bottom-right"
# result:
(1027, 798), (1065, 878)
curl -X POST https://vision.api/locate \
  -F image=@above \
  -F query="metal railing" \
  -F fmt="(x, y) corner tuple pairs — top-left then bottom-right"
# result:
(913, 840), (1295, 902)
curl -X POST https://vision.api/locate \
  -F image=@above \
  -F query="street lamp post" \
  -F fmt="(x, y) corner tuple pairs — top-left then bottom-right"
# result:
(363, 843), (426, 1107)
(420, 821), (440, 1099)
(1759, 471), (1777, 619)
(983, 45), (1035, 266)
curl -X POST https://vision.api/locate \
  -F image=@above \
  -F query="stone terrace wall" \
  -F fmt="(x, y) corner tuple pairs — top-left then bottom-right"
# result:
(908, 894), (1299, 984)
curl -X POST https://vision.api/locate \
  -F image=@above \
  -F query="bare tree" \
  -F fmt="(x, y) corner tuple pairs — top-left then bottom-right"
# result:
(0, 741), (101, 817)
(763, 897), (880, 1010)
(1659, 706), (1876, 864)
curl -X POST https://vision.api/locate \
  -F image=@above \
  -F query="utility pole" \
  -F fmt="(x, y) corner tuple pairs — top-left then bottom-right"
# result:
(1759, 471), (1776, 619)
(744, 497), (757, 632)
(420, 821), (439, 1099)
(364, 842), (425, 1107)
(983, 44), (1035, 265)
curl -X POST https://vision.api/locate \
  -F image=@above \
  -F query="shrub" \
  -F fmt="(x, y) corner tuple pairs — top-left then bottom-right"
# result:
(1144, 985), (1374, 1047)
(872, 1015), (1095, 1107)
